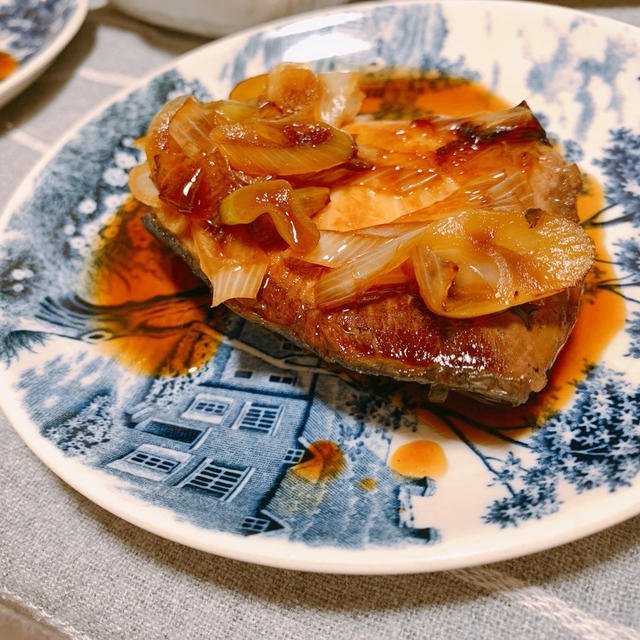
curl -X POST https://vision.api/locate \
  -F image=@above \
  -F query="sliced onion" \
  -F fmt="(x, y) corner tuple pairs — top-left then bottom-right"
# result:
(412, 245), (457, 314)
(192, 226), (269, 307)
(302, 229), (388, 267)
(289, 156), (372, 188)
(144, 95), (189, 159)
(219, 180), (320, 253)
(395, 171), (533, 224)
(168, 96), (216, 155)
(205, 99), (260, 123)
(228, 73), (268, 103)
(316, 71), (364, 127)
(410, 208), (594, 317)
(354, 163), (444, 195)
(372, 265), (412, 287)
(315, 226), (427, 308)
(128, 162), (161, 208)
(212, 120), (356, 175)
(417, 104), (542, 139)
(291, 186), (330, 219)
(153, 149), (234, 216)
(266, 63), (319, 116)
(208, 262), (269, 307)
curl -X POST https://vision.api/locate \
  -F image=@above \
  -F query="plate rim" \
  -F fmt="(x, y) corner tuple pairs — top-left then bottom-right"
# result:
(0, 0), (89, 109)
(1, 0), (639, 575)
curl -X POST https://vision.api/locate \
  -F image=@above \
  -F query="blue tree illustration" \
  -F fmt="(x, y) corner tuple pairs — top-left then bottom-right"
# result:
(628, 313), (640, 359)
(481, 366), (640, 528)
(587, 237), (640, 355)
(579, 129), (640, 352)
(42, 392), (116, 456)
(587, 128), (640, 228)
(531, 367), (640, 492)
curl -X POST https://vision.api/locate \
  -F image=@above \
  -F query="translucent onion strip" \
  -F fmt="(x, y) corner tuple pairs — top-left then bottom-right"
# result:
(302, 229), (388, 267)
(192, 226), (269, 307)
(315, 226), (428, 308)
(410, 208), (594, 318)
(168, 96), (216, 155)
(128, 162), (161, 208)
(412, 245), (457, 313)
(219, 180), (320, 253)
(420, 104), (542, 139)
(212, 120), (356, 175)
(208, 263), (269, 307)
(291, 186), (330, 219)
(354, 163), (444, 194)
(395, 171), (534, 224)
(316, 71), (364, 127)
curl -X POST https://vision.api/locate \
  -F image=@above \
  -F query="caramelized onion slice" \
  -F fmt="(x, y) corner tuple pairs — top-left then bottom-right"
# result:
(168, 96), (216, 155)
(314, 206), (593, 315)
(205, 100), (261, 123)
(266, 63), (320, 116)
(315, 226), (428, 308)
(228, 73), (268, 103)
(128, 162), (161, 208)
(219, 180), (320, 253)
(154, 148), (235, 216)
(411, 208), (594, 317)
(144, 95), (189, 159)
(302, 229), (388, 267)
(211, 120), (356, 175)
(316, 71), (364, 127)
(420, 103), (545, 141)
(395, 171), (534, 224)
(291, 186), (330, 219)
(192, 225), (269, 307)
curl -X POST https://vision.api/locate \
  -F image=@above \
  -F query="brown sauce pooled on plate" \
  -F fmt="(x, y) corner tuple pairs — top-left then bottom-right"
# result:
(87, 198), (219, 375)
(358, 71), (510, 117)
(88, 72), (624, 436)
(0, 51), (19, 81)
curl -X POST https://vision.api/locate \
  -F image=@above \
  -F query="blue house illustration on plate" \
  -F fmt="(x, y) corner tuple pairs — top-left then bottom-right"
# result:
(101, 317), (441, 547)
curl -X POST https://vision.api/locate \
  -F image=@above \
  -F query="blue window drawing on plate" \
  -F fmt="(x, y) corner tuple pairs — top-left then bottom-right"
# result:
(269, 374), (296, 385)
(235, 403), (282, 434)
(234, 370), (252, 379)
(240, 516), (270, 534)
(181, 460), (252, 501)
(108, 444), (191, 482)
(282, 448), (305, 465)
(141, 420), (203, 444)
(182, 394), (231, 425)
(129, 450), (179, 473)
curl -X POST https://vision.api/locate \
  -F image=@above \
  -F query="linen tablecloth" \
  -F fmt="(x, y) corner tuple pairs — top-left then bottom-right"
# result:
(1, 1), (639, 638)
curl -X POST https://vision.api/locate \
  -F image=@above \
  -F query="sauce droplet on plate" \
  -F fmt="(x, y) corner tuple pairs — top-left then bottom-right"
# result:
(389, 440), (447, 478)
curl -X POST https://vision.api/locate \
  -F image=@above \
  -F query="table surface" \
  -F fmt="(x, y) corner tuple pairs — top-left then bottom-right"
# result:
(1, 1), (639, 639)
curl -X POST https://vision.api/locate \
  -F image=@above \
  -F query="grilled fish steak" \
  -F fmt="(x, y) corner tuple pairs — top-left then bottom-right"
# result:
(131, 66), (593, 405)
(144, 214), (582, 405)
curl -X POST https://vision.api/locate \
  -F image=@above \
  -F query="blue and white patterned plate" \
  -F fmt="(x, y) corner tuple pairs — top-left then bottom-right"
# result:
(0, 0), (87, 108)
(1, 0), (639, 574)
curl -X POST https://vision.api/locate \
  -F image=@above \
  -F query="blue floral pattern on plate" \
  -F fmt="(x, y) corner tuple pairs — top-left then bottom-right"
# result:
(0, 1), (639, 573)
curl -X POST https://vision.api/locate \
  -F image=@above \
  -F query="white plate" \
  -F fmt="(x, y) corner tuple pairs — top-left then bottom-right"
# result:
(110, 0), (349, 37)
(0, 0), (88, 109)
(1, 0), (639, 574)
